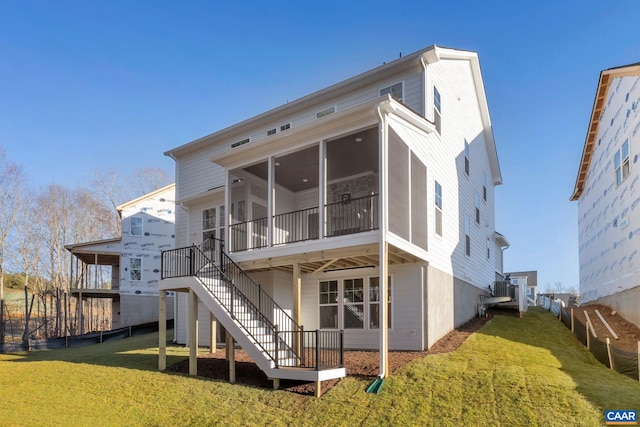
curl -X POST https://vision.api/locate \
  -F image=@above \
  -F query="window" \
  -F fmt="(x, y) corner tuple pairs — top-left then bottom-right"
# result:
(369, 276), (392, 329)
(130, 217), (143, 236)
(615, 139), (630, 185)
(464, 140), (470, 176)
(380, 82), (403, 102)
(319, 277), (392, 330)
(130, 257), (142, 281)
(435, 181), (443, 236)
(434, 86), (441, 134)
(343, 278), (364, 329)
(482, 172), (487, 202)
(267, 128), (276, 136)
(486, 238), (490, 260)
(319, 280), (338, 329)
(280, 123), (291, 132)
(202, 207), (216, 243)
(475, 192), (481, 225)
(203, 205), (225, 247)
(231, 138), (250, 148)
(316, 106), (335, 118)
(465, 213), (471, 257)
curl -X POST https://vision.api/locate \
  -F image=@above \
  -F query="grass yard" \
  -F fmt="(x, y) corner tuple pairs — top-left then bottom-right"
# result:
(0, 307), (638, 426)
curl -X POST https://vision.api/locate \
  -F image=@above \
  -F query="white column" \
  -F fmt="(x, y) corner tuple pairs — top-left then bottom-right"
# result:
(378, 108), (389, 378)
(188, 289), (198, 376)
(319, 140), (326, 239)
(158, 290), (167, 370)
(268, 156), (274, 247)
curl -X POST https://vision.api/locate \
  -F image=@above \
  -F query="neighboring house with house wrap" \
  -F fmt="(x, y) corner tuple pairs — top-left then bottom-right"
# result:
(66, 184), (175, 332)
(158, 45), (507, 391)
(571, 63), (640, 328)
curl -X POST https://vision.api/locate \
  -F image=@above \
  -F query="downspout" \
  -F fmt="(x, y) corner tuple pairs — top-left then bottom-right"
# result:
(419, 55), (428, 119)
(375, 103), (388, 380)
(166, 152), (185, 342)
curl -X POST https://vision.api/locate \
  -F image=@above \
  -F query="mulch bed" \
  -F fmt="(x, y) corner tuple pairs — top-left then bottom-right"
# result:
(166, 312), (494, 396)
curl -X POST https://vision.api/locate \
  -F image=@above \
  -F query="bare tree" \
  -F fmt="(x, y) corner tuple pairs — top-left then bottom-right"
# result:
(90, 166), (172, 236)
(132, 167), (172, 196)
(91, 168), (125, 235)
(0, 147), (26, 340)
(543, 281), (566, 294)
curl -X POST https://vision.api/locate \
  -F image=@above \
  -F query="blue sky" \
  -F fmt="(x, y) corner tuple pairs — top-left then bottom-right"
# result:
(1, 1), (639, 290)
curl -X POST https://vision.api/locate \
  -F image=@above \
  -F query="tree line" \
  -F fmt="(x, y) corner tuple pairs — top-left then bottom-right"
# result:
(0, 145), (171, 341)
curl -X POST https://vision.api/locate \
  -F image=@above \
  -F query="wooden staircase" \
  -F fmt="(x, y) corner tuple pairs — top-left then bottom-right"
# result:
(159, 239), (346, 388)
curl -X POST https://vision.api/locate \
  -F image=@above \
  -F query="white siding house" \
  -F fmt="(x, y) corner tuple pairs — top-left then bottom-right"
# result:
(160, 45), (506, 385)
(66, 184), (176, 331)
(571, 63), (640, 328)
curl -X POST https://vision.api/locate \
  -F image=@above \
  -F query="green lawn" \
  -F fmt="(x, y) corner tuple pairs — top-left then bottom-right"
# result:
(0, 308), (638, 426)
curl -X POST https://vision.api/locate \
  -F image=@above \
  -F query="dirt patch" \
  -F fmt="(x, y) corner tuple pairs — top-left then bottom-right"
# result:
(167, 312), (493, 396)
(578, 303), (640, 352)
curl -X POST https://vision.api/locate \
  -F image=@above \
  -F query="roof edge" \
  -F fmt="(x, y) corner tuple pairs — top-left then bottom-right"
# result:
(116, 183), (176, 211)
(571, 63), (640, 201)
(423, 46), (502, 185)
(164, 46), (443, 158)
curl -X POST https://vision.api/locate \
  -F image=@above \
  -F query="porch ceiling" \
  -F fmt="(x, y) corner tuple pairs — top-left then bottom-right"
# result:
(237, 242), (422, 274)
(70, 251), (120, 266)
(70, 288), (120, 299)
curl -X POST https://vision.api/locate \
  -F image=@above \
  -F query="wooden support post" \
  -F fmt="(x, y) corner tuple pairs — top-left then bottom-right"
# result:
(586, 322), (591, 350)
(188, 289), (198, 376)
(606, 338), (614, 370)
(209, 312), (217, 354)
(570, 308), (574, 333)
(159, 290), (167, 371)
(226, 330), (236, 384)
(315, 381), (322, 398)
(272, 378), (279, 390)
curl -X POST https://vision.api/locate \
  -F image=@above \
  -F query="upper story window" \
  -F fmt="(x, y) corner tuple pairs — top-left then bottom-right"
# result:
(464, 140), (470, 177)
(203, 208), (216, 231)
(130, 257), (142, 281)
(482, 172), (488, 202)
(130, 217), (143, 236)
(615, 139), (630, 185)
(486, 237), (490, 260)
(475, 192), (481, 225)
(380, 82), (403, 102)
(267, 128), (277, 136)
(280, 123), (291, 132)
(464, 213), (471, 257)
(434, 86), (442, 134)
(203, 205), (225, 245)
(435, 181), (443, 237)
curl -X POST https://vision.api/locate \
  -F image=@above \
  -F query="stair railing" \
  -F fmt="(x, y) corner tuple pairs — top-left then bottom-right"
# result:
(161, 239), (344, 370)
